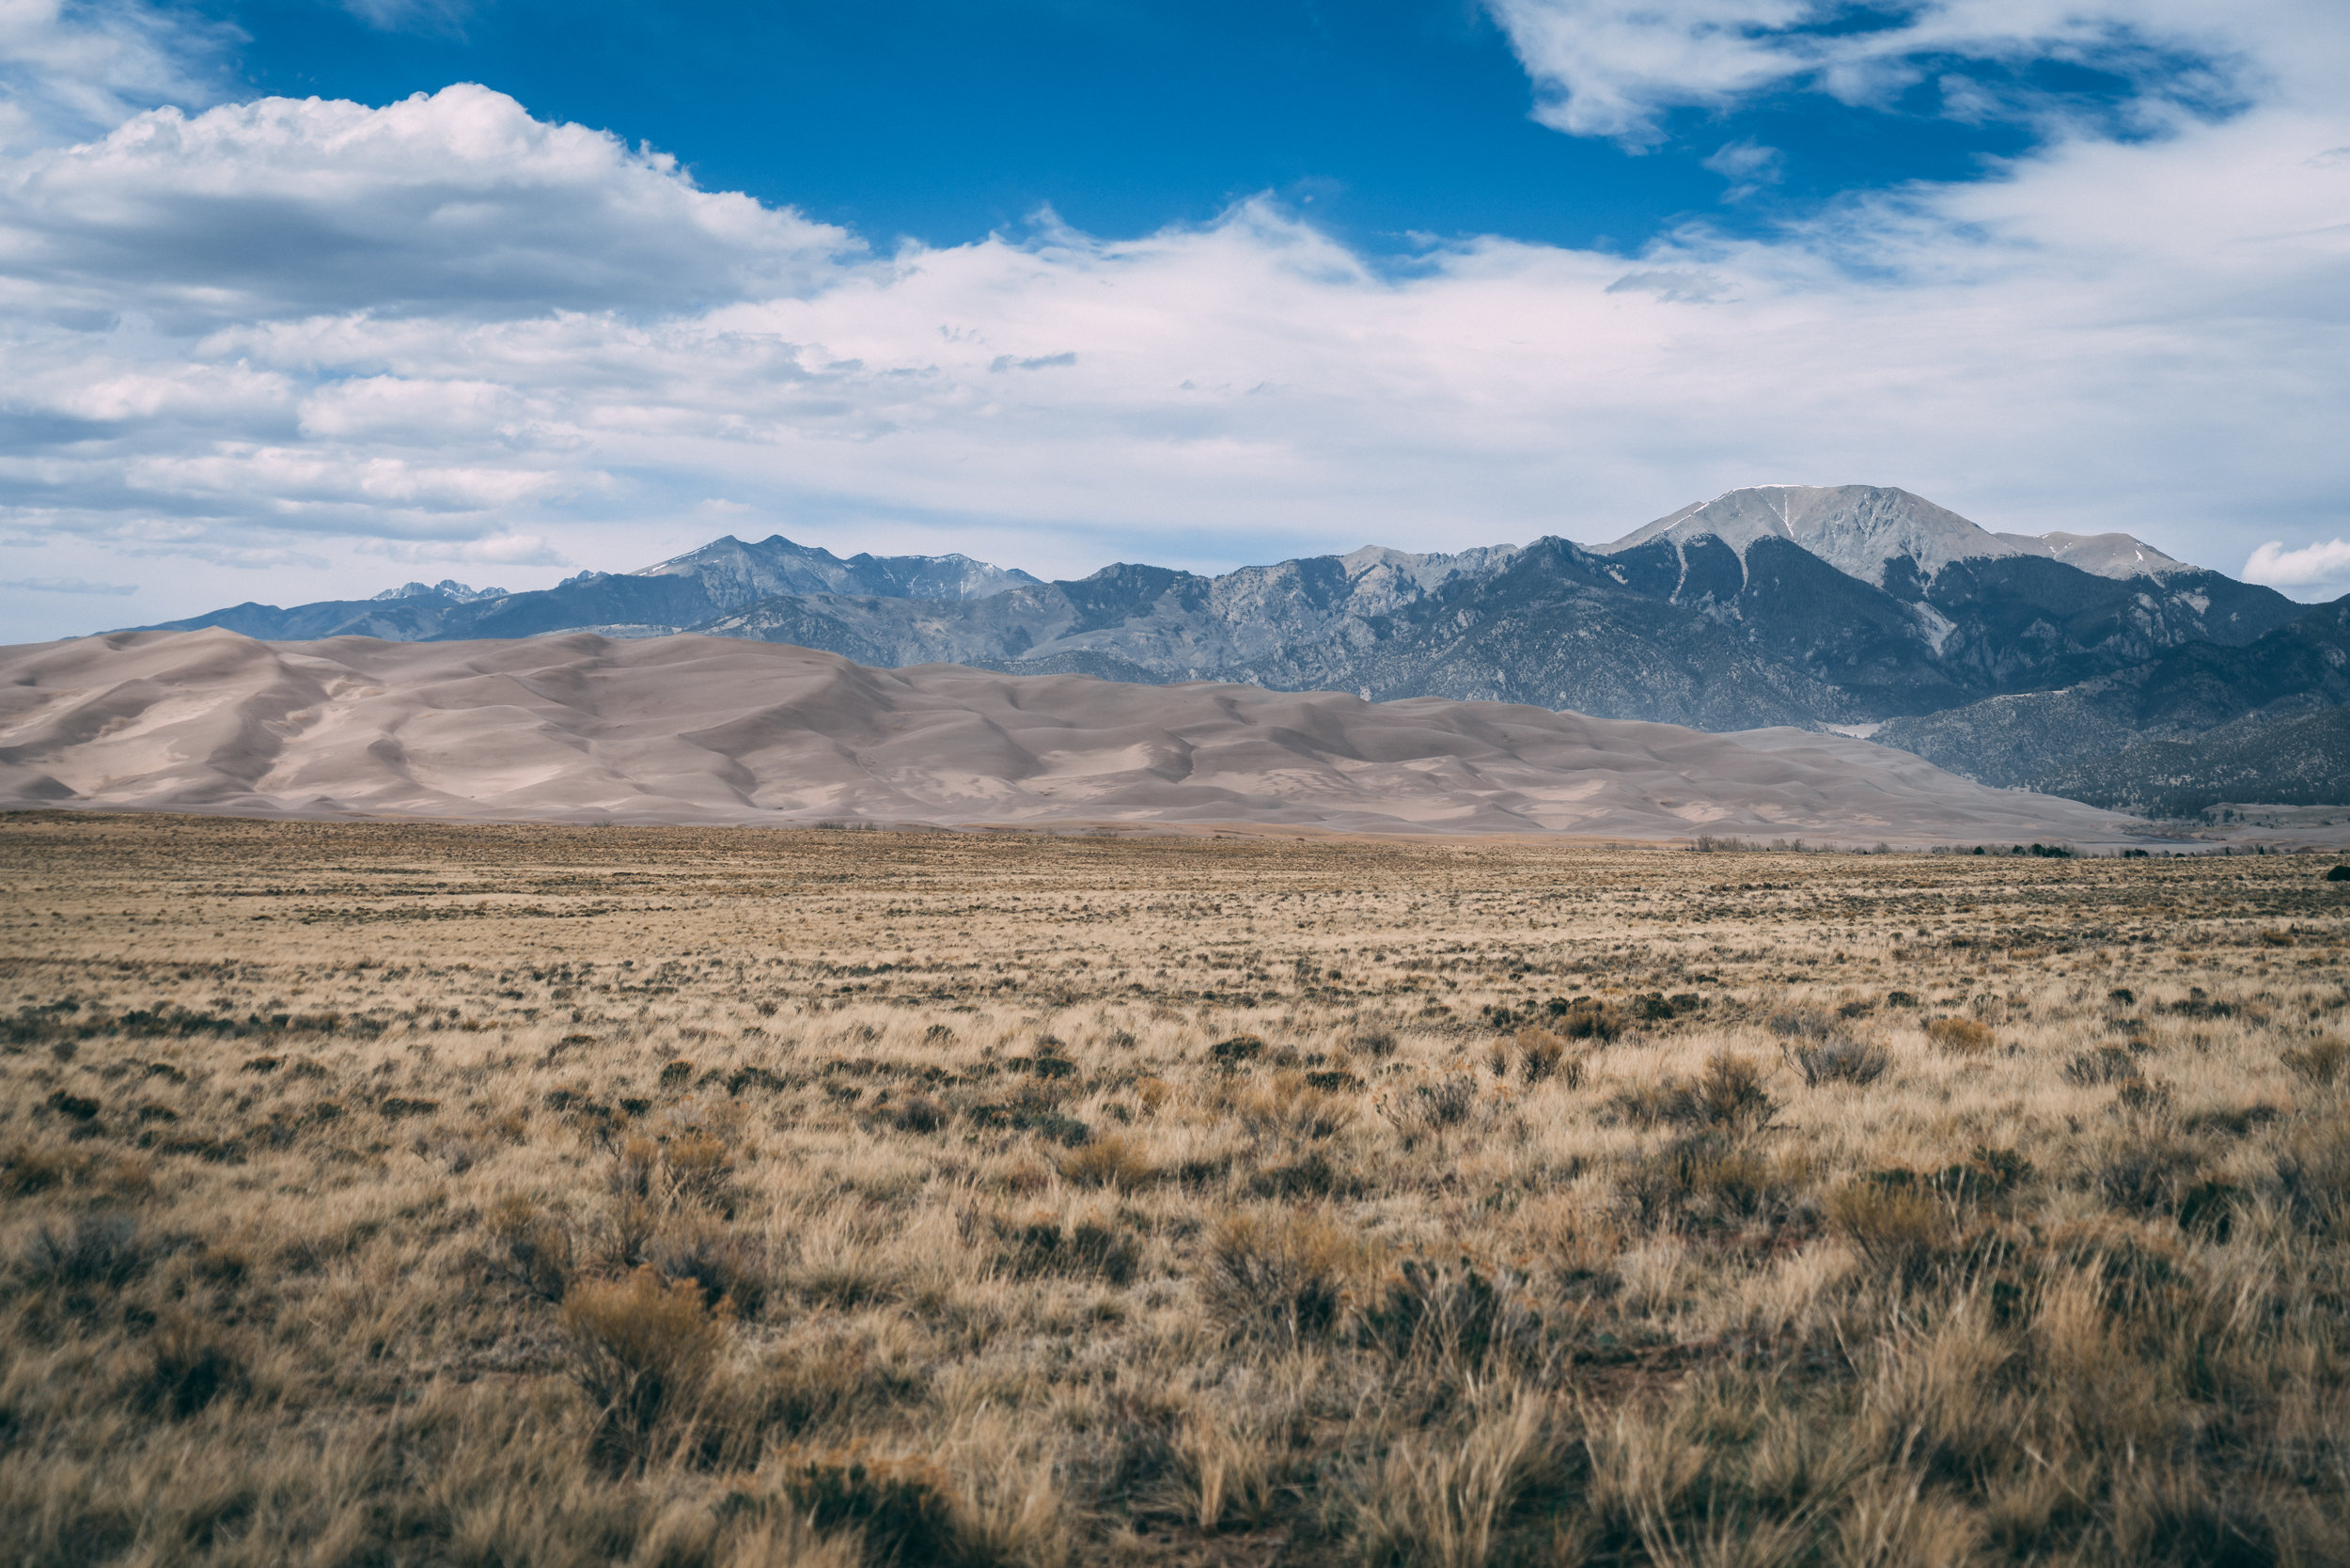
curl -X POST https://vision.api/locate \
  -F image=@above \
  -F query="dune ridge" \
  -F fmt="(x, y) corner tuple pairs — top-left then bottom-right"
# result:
(0, 629), (2143, 841)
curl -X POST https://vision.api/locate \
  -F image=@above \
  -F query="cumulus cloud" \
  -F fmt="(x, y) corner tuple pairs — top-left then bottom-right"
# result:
(0, 7), (2347, 640)
(0, 84), (860, 330)
(2244, 539), (2350, 596)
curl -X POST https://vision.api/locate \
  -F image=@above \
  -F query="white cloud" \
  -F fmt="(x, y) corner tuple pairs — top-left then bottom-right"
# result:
(0, 8), (2347, 641)
(1701, 138), (1783, 201)
(2, 572), (133, 592)
(2244, 539), (2350, 596)
(0, 0), (231, 152)
(0, 84), (860, 331)
(339, 0), (470, 35)
(1479, 0), (2263, 143)
(357, 533), (567, 567)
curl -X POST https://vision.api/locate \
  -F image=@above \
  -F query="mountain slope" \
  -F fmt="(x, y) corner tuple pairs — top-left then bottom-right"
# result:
(1873, 594), (2350, 791)
(2033, 706), (2350, 817)
(0, 628), (2148, 843)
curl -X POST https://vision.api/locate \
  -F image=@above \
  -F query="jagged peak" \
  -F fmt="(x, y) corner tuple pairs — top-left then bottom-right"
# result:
(370, 579), (508, 603)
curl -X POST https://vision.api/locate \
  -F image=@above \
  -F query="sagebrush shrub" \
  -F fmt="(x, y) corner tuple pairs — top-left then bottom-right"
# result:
(780, 1447), (965, 1563)
(1513, 1026), (1579, 1086)
(1059, 1132), (1154, 1190)
(136, 1315), (245, 1419)
(1619, 1053), (1778, 1133)
(1790, 1036), (1891, 1089)
(561, 1266), (732, 1468)
(1377, 1074), (1480, 1144)
(650, 1219), (768, 1316)
(1552, 998), (1624, 1043)
(1201, 1211), (1354, 1344)
(2065, 1046), (2142, 1087)
(484, 1193), (572, 1302)
(22, 1213), (143, 1292)
(1830, 1178), (1960, 1283)
(1925, 1017), (1995, 1055)
(1362, 1256), (1543, 1377)
(2281, 1038), (2347, 1088)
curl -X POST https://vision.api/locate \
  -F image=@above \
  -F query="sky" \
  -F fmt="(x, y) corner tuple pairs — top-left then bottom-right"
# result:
(1, 0), (2346, 640)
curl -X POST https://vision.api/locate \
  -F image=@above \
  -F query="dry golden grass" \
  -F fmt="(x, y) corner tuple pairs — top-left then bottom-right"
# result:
(2, 811), (2348, 1565)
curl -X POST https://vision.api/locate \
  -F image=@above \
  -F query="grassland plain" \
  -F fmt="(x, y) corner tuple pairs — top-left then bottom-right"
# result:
(2, 811), (2349, 1567)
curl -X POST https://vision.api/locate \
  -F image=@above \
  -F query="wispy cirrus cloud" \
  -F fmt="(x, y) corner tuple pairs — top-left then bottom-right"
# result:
(0, 0), (232, 152)
(1480, 0), (2260, 144)
(1, 573), (134, 593)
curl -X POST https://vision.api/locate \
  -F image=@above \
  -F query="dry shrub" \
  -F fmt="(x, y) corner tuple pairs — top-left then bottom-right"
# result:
(1362, 1257), (1545, 1378)
(1352, 1394), (1549, 1568)
(484, 1193), (573, 1302)
(777, 1447), (966, 1564)
(136, 1314), (247, 1419)
(1172, 1407), (1281, 1532)
(1201, 1209), (1355, 1344)
(2065, 1046), (2142, 1087)
(1377, 1074), (1480, 1145)
(1924, 1016), (1995, 1055)
(1236, 1073), (1356, 1140)
(1552, 998), (1625, 1043)
(1789, 1036), (1890, 1089)
(21, 1212), (144, 1293)
(1512, 1026), (1581, 1087)
(1829, 1178), (1964, 1283)
(561, 1266), (732, 1468)
(888, 1091), (949, 1134)
(1614, 1053), (1777, 1133)
(1058, 1132), (1153, 1190)
(650, 1218), (770, 1316)
(665, 1131), (735, 1207)
(1, 1140), (70, 1196)
(998, 1213), (1142, 1283)
(2280, 1038), (2347, 1088)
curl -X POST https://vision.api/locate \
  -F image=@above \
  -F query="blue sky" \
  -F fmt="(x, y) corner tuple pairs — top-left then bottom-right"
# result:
(0, 0), (2346, 638)
(191, 0), (2095, 255)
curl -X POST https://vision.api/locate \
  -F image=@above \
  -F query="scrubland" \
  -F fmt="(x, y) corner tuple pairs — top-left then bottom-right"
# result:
(3, 812), (2348, 1566)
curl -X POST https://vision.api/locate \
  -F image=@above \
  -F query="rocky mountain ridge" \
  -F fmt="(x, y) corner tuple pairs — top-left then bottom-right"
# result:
(110, 485), (2314, 758)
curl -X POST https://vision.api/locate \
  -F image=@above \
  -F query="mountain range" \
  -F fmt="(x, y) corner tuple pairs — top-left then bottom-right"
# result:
(114, 485), (2344, 813)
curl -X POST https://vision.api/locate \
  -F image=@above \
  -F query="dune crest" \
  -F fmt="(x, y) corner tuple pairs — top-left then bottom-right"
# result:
(0, 629), (2142, 841)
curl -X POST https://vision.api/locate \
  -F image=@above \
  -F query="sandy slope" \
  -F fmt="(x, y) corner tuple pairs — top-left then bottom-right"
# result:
(0, 629), (2146, 841)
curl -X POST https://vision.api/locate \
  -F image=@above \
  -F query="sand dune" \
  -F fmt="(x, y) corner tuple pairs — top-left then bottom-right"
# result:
(0, 629), (2147, 841)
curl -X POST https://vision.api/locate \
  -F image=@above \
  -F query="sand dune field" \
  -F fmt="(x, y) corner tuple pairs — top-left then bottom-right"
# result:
(0, 630), (2143, 843)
